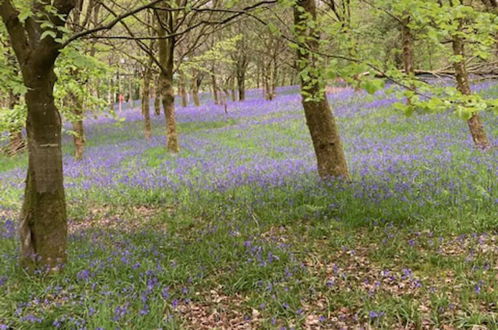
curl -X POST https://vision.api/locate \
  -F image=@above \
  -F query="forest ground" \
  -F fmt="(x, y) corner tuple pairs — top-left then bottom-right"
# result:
(1, 85), (498, 329)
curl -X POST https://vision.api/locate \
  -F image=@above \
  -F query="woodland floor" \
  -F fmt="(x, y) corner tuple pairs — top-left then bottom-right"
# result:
(1, 85), (498, 329)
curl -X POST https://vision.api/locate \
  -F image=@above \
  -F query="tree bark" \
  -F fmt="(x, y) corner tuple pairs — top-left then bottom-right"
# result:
(21, 64), (67, 272)
(401, 17), (414, 76)
(401, 15), (415, 104)
(236, 55), (247, 101)
(452, 27), (490, 149)
(0, 0), (74, 272)
(294, 0), (349, 179)
(211, 73), (220, 105)
(70, 94), (85, 160)
(179, 70), (188, 107)
(158, 8), (179, 152)
(237, 72), (246, 101)
(142, 66), (152, 140)
(192, 73), (202, 107)
(154, 75), (162, 116)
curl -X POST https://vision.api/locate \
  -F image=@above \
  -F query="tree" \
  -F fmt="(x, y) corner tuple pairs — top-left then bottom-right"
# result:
(0, 0), (76, 271)
(293, 0), (350, 179)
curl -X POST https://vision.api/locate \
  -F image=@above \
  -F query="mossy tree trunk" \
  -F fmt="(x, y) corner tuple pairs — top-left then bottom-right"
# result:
(1, 0), (75, 272)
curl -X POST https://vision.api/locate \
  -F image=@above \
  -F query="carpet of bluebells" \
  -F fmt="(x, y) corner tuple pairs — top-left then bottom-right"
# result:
(0, 83), (498, 329)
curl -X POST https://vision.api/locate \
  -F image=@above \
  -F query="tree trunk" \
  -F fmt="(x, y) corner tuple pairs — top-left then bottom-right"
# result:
(142, 67), (152, 140)
(154, 75), (162, 116)
(211, 73), (220, 105)
(179, 71), (188, 107)
(71, 96), (85, 161)
(0, 0), (75, 273)
(230, 79), (237, 102)
(401, 15), (415, 104)
(452, 28), (490, 149)
(237, 71), (246, 101)
(158, 10), (179, 152)
(192, 77), (201, 107)
(236, 57), (247, 101)
(21, 65), (67, 271)
(294, 0), (349, 179)
(271, 56), (278, 99)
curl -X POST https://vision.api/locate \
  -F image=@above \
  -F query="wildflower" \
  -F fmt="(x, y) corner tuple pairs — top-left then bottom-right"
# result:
(161, 286), (170, 299)
(369, 311), (385, 319)
(77, 269), (91, 281)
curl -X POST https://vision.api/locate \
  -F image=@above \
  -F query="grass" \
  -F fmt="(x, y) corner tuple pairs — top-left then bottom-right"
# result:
(0, 85), (497, 329)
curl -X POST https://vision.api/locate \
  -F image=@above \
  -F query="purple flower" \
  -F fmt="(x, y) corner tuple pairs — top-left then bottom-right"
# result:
(161, 286), (170, 299)
(77, 269), (91, 281)
(22, 314), (42, 323)
(113, 304), (129, 321)
(369, 311), (385, 319)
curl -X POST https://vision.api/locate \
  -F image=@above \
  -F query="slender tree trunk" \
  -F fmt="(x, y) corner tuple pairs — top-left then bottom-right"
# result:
(211, 73), (220, 105)
(256, 62), (261, 89)
(154, 75), (162, 116)
(452, 28), (490, 149)
(237, 71), (246, 101)
(179, 71), (188, 107)
(294, 0), (349, 179)
(236, 57), (247, 101)
(271, 56), (278, 99)
(21, 65), (67, 271)
(71, 95), (85, 161)
(401, 15), (415, 104)
(158, 10), (179, 152)
(192, 78), (201, 106)
(230, 77), (237, 102)
(128, 77), (134, 108)
(142, 67), (152, 140)
(109, 77), (115, 112)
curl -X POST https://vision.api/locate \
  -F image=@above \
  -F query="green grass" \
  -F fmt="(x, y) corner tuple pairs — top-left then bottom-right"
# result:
(1, 87), (497, 328)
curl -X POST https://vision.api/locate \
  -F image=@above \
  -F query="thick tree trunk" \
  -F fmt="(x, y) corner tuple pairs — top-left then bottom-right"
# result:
(452, 30), (490, 149)
(21, 66), (67, 271)
(0, 0), (76, 273)
(294, 0), (349, 179)
(158, 10), (179, 153)
(142, 67), (152, 140)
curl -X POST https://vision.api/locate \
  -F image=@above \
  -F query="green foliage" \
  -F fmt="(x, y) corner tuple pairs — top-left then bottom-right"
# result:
(180, 35), (242, 79)
(54, 43), (110, 125)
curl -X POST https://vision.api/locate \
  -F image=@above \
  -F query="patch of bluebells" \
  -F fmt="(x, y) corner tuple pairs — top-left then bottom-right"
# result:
(0, 83), (497, 328)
